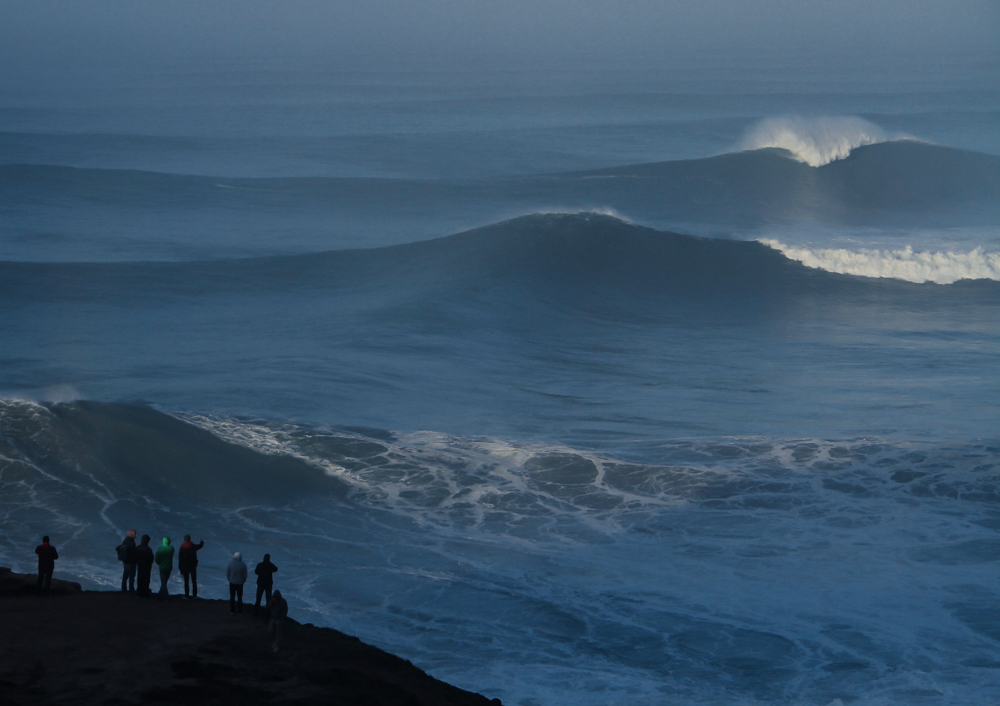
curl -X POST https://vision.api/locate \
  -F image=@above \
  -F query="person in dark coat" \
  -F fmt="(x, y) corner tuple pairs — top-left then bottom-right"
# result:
(135, 534), (155, 597)
(268, 590), (288, 652)
(254, 554), (278, 616)
(116, 529), (138, 592)
(177, 535), (205, 598)
(34, 536), (58, 596)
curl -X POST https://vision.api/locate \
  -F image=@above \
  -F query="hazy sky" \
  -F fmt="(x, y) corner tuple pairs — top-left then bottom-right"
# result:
(2, 0), (997, 69)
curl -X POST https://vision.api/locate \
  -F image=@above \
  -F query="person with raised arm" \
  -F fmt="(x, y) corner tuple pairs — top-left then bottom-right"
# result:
(177, 535), (205, 598)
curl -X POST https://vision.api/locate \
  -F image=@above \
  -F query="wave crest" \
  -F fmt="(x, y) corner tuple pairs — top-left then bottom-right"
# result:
(760, 239), (1000, 284)
(738, 116), (903, 167)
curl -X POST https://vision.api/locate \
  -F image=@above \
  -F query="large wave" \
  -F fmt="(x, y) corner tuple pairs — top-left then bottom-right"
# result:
(6, 398), (1000, 561)
(736, 116), (907, 167)
(760, 239), (1000, 284)
(5, 399), (1000, 705)
(4, 214), (999, 318)
(5, 139), (1000, 264)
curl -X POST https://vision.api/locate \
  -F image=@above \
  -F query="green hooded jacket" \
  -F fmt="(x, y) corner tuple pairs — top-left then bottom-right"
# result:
(154, 536), (174, 570)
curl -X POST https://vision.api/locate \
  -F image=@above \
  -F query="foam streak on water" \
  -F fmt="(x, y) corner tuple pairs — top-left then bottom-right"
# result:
(170, 419), (1000, 706)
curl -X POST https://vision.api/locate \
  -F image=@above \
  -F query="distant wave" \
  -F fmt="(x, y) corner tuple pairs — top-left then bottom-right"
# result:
(5, 140), (999, 266)
(5, 215), (999, 326)
(737, 116), (910, 167)
(760, 239), (1000, 284)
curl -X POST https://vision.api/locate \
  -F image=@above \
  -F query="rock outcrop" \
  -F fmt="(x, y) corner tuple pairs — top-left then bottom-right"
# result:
(0, 566), (82, 596)
(0, 569), (500, 706)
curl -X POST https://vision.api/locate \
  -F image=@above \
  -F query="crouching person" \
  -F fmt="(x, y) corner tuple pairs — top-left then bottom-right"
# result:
(268, 590), (288, 652)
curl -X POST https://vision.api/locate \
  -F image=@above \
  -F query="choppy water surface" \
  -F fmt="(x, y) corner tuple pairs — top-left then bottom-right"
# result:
(2, 61), (999, 705)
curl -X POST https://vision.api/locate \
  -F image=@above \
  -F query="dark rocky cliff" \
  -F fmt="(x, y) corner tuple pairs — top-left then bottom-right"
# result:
(0, 568), (500, 706)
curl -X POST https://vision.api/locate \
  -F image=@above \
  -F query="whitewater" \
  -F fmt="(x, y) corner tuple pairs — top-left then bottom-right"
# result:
(736, 115), (904, 167)
(759, 240), (1000, 284)
(2, 62), (1000, 705)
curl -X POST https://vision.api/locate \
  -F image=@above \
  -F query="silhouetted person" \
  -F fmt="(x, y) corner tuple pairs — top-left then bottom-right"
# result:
(268, 590), (288, 652)
(116, 529), (138, 592)
(34, 536), (58, 596)
(227, 551), (248, 615)
(178, 535), (205, 598)
(154, 536), (174, 600)
(135, 535), (154, 597)
(254, 554), (278, 616)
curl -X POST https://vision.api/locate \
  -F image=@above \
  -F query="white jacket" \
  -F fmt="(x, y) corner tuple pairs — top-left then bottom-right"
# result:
(227, 554), (248, 585)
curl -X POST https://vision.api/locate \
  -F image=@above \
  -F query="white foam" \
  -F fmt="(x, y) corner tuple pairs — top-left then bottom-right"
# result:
(761, 239), (1000, 284)
(737, 116), (906, 167)
(8, 400), (1000, 704)
(0, 384), (82, 404)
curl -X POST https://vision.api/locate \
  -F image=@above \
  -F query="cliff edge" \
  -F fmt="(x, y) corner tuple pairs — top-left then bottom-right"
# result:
(0, 568), (500, 706)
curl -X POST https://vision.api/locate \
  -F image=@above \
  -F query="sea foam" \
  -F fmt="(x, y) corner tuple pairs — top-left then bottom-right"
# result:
(760, 239), (1000, 284)
(738, 116), (903, 167)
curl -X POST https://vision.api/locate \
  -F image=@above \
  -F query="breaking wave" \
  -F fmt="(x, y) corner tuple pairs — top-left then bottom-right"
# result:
(4, 139), (998, 264)
(6, 401), (1000, 705)
(737, 116), (908, 167)
(760, 238), (1000, 284)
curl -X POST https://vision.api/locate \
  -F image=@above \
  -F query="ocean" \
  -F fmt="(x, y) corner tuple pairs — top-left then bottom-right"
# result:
(2, 57), (999, 705)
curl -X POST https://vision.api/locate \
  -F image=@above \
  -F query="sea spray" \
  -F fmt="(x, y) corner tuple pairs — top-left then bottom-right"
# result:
(737, 116), (907, 167)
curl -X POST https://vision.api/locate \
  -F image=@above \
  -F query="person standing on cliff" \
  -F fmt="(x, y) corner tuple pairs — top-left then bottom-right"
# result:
(135, 535), (155, 597)
(268, 590), (288, 652)
(116, 529), (138, 593)
(253, 553), (278, 616)
(177, 535), (205, 599)
(34, 535), (58, 597)
(154, 536), (175, 600)
(227, 551), (248, 615)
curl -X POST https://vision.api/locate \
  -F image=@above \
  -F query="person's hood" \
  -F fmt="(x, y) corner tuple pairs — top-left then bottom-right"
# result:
(232, 552), (242, 561)
(141, 535), (151, 546)
(161, 537), (171, 547)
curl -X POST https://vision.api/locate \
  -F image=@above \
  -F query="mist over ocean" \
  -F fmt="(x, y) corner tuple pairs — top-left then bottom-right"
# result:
(2, 52), (1000, 705)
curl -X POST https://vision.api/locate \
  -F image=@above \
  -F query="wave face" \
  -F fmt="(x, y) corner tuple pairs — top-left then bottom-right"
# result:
(578, 140), (1000, 222)
(4, 213), (998, 309)
(4, 399), (1000, 705)
(4, 138), (999, 262)
(761, 239), (1000, 284)
(3, 213), (999, 448)
(736, 115), (902, 167)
